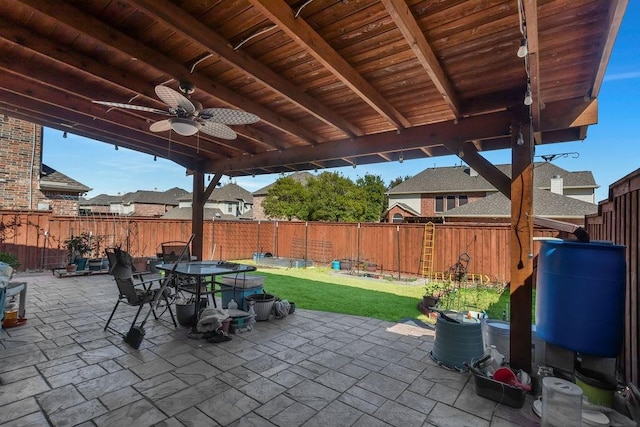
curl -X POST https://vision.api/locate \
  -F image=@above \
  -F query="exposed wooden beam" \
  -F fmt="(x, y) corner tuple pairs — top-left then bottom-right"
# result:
(130, 0), (363, 139)
(17, 0), (321, 144)
(382, 0), (461, 119)
(211, 110), (512, 173)
(523, 0), (541, 141)
(457, 144), (511, 197)
(249, 0), (411, 130)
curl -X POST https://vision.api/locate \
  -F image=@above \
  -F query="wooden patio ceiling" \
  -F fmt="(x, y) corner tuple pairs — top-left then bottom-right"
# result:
(0, 0), (626, 177)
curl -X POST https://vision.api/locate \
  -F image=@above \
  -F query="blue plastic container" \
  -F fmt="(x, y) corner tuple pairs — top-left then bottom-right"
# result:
(220, 285), (263, 311)
(331, 260), (340, 270)
(536, 240), (626, 357)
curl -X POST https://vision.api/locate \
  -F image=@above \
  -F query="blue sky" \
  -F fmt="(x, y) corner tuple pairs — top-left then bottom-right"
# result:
(43, 3), (639, 203)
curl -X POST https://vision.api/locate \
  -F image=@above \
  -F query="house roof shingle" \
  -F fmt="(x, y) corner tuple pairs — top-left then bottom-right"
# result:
(40, 164), (92, 193)
(121, 187), (188, 204)
(179, 183), (253, 203)
(442, 189), (598, 218)
(388, 162), (597, 194)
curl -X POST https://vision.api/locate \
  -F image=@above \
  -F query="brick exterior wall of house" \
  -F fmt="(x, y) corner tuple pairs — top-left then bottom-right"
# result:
(420, 191), (487, 216)
(132, 203), (172, 217)
(0, 117), (79, 216)
(0, 117), (44, 210)
(252, 195), (267, 220)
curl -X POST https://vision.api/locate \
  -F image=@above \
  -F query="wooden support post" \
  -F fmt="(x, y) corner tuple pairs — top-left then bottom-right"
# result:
(191, 170), (205, 261)
(510, 121), (534, 372)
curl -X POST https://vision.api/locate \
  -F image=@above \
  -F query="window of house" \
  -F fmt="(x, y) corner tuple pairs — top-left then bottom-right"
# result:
(459, 195), (468, 206)
(392, 213), (404, 223)
(446, 196), (456, 210)
(435, 196), (444, 213)
(227, 203), (233, 213)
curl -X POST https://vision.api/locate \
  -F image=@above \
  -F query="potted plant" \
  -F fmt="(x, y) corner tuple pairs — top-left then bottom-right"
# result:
(63, 233), (92, 271)
(422, 280), (448, 309)
(87, 234), (106, 271)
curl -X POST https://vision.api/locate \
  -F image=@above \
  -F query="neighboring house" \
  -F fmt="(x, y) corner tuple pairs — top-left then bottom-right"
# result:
(442, 188), (598, 224)
(165, 182), (253, 220)
(80, 187), (187, 217)
(386, 162), (598, 223)
(0, 117), (91, 216)
(252, 171), (313, 220)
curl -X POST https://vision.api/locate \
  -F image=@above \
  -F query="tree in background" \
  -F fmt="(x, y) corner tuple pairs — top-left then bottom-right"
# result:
(262, 175), (307, 220)
(263, 171), (387, 222)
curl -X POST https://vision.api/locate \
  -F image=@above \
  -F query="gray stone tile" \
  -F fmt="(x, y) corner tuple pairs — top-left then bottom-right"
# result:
(240, 377), (287, 403)
(39, 358), (89, 379)
(351, 413), (392, 427)
(242, 354), (290, 377)
(37, 384), (86, 415)
(340, 386), (387, 414)
(356, 372), (407, 400)
(93, 398), (167, 427)
(337, 363), (371, 380)
(140, 375), (189, 401)
(47, 364), (109, 388)
(395, 390), (437, 416)
(0, 375), (50, 406)
(171, 359), (221, 385)
(270, 401), (317, 427)
(230, 411), (277, 426)
(0, 365), (39, 384)
(254, 394), (296, 419)
(48, 399), (108, 427)
(285, 379), (340, 411)
(271, 348), (309, 364)
(378, 363), (421, 384)
(156, 376), (231, 416)
(198, 388), (261, 425)
(167, 351), (201, 367)
(79, 344), (127, 364)
(301, 400), (363, 427)
(0, 410), (49, 427)
(76, 369), (142, 400)
(306, 350), (352, 370)
(0, 350), (48, 374)
(426, 382), (461, 405)
(99, 386), (144, 410)
(270, 369), (307, 388)
(130, 358), (176, 380)
(427, 401), (490, 427)
(314, 370), (358, 393)
(0, 397), (41, 424)
(175, 407), (218, 427)
(373, 398), (427, 427)
(43, 343), (86, 359)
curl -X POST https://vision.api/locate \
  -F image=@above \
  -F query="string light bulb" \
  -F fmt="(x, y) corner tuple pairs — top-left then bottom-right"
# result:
(517, 38), (528, 58)
(63, 131), (67, 138)
(115, 145), (119, 151)
(153, 155), (157, 161)
(399, 151), (404, 163)
(517, 131), (525, 146)
(524, 86), (533, 106)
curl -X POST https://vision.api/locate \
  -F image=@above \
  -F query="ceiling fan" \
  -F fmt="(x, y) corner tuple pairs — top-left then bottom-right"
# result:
(92, 82), (259, 139)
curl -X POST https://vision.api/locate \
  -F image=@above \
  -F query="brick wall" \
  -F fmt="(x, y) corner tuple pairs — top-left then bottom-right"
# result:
(132, 203), (170, 217)
(0, 117), (43, 210)
(0, 117), (79, 216)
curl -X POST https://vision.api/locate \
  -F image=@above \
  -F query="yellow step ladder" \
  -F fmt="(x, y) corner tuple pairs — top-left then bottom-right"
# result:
(420, 222), (435, 277)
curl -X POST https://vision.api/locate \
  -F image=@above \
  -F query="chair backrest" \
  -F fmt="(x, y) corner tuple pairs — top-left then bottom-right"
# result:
(107, 247), (135, 279)
(161, 241), (191, 263)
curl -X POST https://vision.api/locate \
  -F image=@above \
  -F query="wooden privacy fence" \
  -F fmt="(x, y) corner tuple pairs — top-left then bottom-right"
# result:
(585, 168), (640, 388)
(0, 211), (559, 283)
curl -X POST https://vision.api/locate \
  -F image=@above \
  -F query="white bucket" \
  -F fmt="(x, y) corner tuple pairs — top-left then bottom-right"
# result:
(483, 320), (545, 371)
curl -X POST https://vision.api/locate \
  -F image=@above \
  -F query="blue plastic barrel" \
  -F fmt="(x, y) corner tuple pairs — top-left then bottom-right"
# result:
(331, 260), (340, 270)
(536, 240), (626, 357)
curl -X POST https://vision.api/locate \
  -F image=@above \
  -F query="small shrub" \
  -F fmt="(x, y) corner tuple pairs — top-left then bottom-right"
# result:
(0, 251), (21, 269)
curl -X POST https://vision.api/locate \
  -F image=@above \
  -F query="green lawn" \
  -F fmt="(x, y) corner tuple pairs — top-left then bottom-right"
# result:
(231, 263), (520, 323)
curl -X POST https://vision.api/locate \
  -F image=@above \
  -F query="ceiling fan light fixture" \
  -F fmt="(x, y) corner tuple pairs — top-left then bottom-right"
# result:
(170, 117), (199, 136)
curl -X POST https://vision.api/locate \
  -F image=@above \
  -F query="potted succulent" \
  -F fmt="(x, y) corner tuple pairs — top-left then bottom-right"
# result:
(63, 233), (92, 271)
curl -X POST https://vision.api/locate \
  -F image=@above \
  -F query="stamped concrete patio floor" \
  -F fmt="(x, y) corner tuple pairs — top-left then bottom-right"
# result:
(0, 272), (539, 426)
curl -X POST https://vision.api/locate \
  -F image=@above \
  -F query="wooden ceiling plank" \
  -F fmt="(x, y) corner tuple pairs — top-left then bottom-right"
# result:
(249, 0), (411, 130)
(129, 0), (363, 139)
(16, 0), (321, 145)
(382, 0), (461, 119)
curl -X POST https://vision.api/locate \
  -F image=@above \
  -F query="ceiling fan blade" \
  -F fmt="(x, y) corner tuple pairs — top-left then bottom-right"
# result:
(199, 108), (260, 125)
(149, 119), (172, 132)
(92, 100), (170, 115)
(155, 85), (195, 115)
(200, 121), (237, 139)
